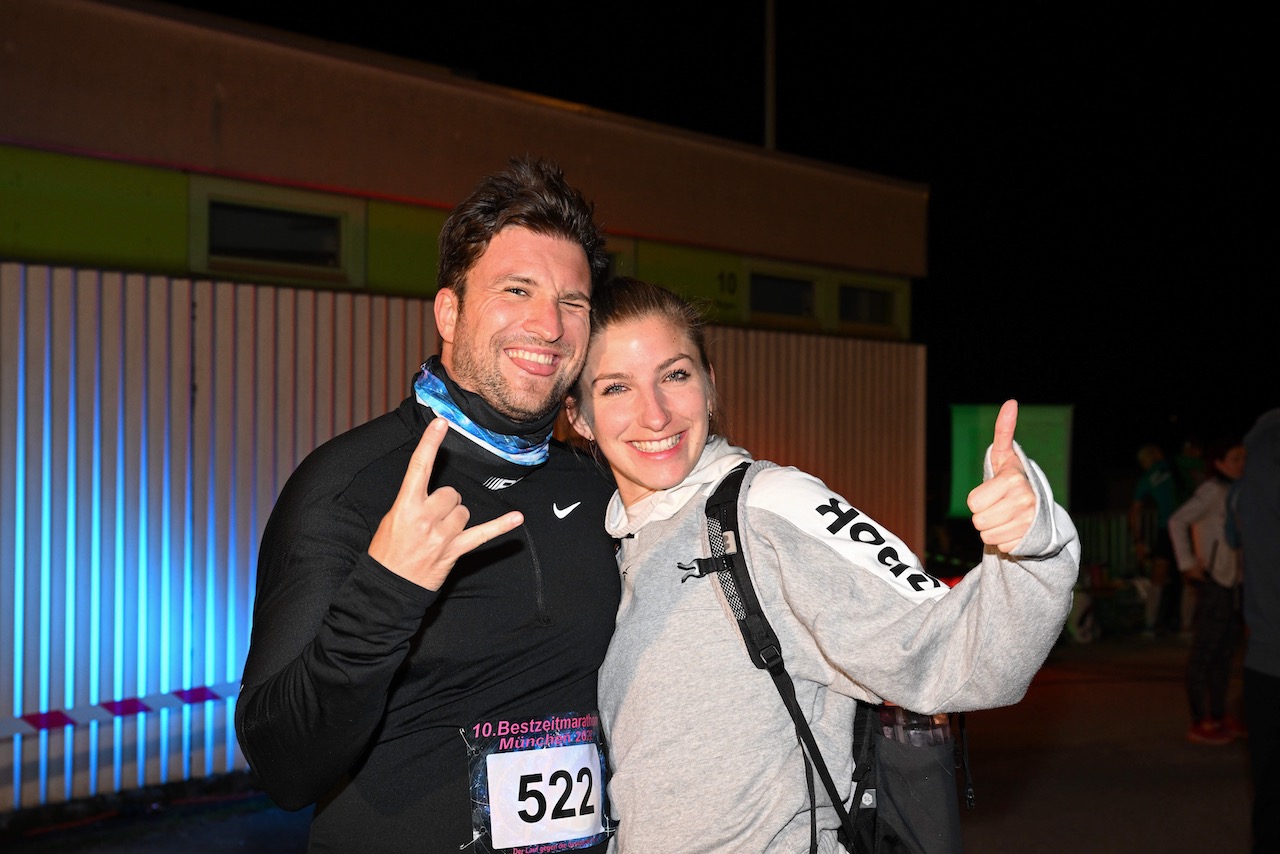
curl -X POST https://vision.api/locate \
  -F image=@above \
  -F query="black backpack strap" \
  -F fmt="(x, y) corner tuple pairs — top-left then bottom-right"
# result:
(957, 711), (975, 809)
(704, 463), (782, 670)
(847, 700), (878, 849)
(703, 462), (864, 851)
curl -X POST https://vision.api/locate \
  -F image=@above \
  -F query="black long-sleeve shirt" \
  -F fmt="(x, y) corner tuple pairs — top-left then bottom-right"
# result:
(236, 394), (620, 853)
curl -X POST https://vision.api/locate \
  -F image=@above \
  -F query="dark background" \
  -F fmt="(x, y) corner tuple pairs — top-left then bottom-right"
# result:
(163, 1), (1272, 516)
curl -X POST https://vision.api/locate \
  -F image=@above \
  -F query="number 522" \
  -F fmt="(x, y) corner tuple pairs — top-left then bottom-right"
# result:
(517, 767), (597, 823)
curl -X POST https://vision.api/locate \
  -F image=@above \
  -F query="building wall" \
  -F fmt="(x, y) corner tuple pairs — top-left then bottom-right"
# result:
(0, 0), (927, 278)
(0, 0), (929, 813)
(0, 262), (924, 812)
(0, 262), (439, 810)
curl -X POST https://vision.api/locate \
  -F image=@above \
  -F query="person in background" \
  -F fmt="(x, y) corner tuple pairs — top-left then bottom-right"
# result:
(235, 157), (621, 853)
(1174, 436), (1210, 633)
(1175, 435), (1208, 503)
(1130, 443), (1181, 636)
(563, 277), (1079, 853)
(1168, 436), (1247, 746)
(1235, 408), (1280, 852)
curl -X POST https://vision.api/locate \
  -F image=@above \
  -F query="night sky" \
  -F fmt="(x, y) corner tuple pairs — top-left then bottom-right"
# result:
(168, 2), (1272, 514)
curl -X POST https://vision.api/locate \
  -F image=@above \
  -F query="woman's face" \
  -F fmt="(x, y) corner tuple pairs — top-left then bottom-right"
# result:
(568, 314), (713, 507)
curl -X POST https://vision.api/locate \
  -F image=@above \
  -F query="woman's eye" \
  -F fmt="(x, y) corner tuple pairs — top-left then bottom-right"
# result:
(601, 384), (626, 395)
(666, 369), (691, 382)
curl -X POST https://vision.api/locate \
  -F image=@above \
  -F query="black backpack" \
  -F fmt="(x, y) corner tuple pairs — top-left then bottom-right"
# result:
(681, 461), (970, 854)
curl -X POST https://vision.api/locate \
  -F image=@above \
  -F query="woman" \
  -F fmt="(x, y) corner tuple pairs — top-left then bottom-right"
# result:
(565, 277), (1079, 853)
(1168, 436), (1246, 745)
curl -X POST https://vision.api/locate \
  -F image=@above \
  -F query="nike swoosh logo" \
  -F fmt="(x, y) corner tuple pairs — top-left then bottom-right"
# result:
(553, 501), (582, 519)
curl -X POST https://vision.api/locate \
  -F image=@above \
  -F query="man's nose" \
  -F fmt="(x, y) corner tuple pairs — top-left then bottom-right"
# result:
(524, 294), (564, 342)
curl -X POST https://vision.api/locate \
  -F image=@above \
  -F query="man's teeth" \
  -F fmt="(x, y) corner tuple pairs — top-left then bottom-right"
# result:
(508, 349), (555, 365)
(631, 435), (681, 453)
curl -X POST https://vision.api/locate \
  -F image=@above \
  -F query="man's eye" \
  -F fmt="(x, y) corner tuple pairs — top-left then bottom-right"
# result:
(505, 286), (529, 296)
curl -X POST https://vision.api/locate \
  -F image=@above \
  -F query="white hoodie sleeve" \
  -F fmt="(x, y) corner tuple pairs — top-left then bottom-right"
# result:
(740, 442), (1080, 713)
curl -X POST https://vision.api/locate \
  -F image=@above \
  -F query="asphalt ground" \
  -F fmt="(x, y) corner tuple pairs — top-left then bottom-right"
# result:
(0, 633), (1254, 852)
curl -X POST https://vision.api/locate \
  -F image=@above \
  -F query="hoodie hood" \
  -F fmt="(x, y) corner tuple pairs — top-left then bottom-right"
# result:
(604, 435), (753, 538)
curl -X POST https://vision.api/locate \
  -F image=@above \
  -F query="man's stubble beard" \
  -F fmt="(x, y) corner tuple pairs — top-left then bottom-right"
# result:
(449, 331), (581, 424)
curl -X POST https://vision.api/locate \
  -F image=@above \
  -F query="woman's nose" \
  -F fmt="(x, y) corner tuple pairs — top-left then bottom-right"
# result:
(639, 388), (671, 430)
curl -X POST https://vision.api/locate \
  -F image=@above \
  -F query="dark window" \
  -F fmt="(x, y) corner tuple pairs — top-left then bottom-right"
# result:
(839, 285), (893, 325)
(605, 252), (627, 281)
(750, 273), (814, 317)
(209, 201), (342, 268)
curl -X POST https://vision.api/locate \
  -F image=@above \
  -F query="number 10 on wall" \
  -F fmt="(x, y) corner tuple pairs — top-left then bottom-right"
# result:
(487, 743), (606, 849)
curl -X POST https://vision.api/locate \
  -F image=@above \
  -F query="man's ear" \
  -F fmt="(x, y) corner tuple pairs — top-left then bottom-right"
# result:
(434, 288), (459, 349)
(564, 396), (595, 442)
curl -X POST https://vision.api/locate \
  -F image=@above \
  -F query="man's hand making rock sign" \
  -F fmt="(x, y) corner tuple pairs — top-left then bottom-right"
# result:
(967, 399), (1038, 555)
(368, 418), (525, 591)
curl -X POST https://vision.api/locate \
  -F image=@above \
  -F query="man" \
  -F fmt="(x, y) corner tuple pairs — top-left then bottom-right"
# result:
(1239, 408), (1280, 852)
(235, 157), (621, 853)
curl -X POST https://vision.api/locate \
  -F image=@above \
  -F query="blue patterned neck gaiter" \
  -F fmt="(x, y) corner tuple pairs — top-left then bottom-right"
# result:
(412, 362), (552, 466)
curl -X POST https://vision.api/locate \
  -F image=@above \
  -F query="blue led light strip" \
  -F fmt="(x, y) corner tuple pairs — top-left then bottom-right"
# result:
(10, 270), (28, 811)
(63, 281), (79, 802)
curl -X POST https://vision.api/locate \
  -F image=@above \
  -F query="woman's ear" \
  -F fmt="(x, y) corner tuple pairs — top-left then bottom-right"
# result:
(707, 366), (717, 420)
(564, 396), (595, 442)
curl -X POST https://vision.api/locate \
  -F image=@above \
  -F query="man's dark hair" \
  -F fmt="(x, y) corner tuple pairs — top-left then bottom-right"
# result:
(437, 156), (608, 301)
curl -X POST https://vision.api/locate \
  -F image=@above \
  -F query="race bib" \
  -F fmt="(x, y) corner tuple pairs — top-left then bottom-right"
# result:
(466, 710), (612, 853)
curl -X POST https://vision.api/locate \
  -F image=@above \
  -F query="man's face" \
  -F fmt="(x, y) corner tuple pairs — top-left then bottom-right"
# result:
(435, 227), (592, 422)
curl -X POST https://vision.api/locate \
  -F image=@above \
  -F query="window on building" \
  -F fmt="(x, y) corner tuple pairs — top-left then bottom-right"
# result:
(750, 273), (814, 319)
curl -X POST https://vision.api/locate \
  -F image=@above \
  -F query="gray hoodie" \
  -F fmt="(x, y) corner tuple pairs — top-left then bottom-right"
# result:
(598, 436), (1079, 853)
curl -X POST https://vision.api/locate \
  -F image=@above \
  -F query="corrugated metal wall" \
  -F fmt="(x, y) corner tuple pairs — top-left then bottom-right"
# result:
(707, 325), (926, 547)
(0, 262), (925, 813)
(0, 263), (437, 812)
